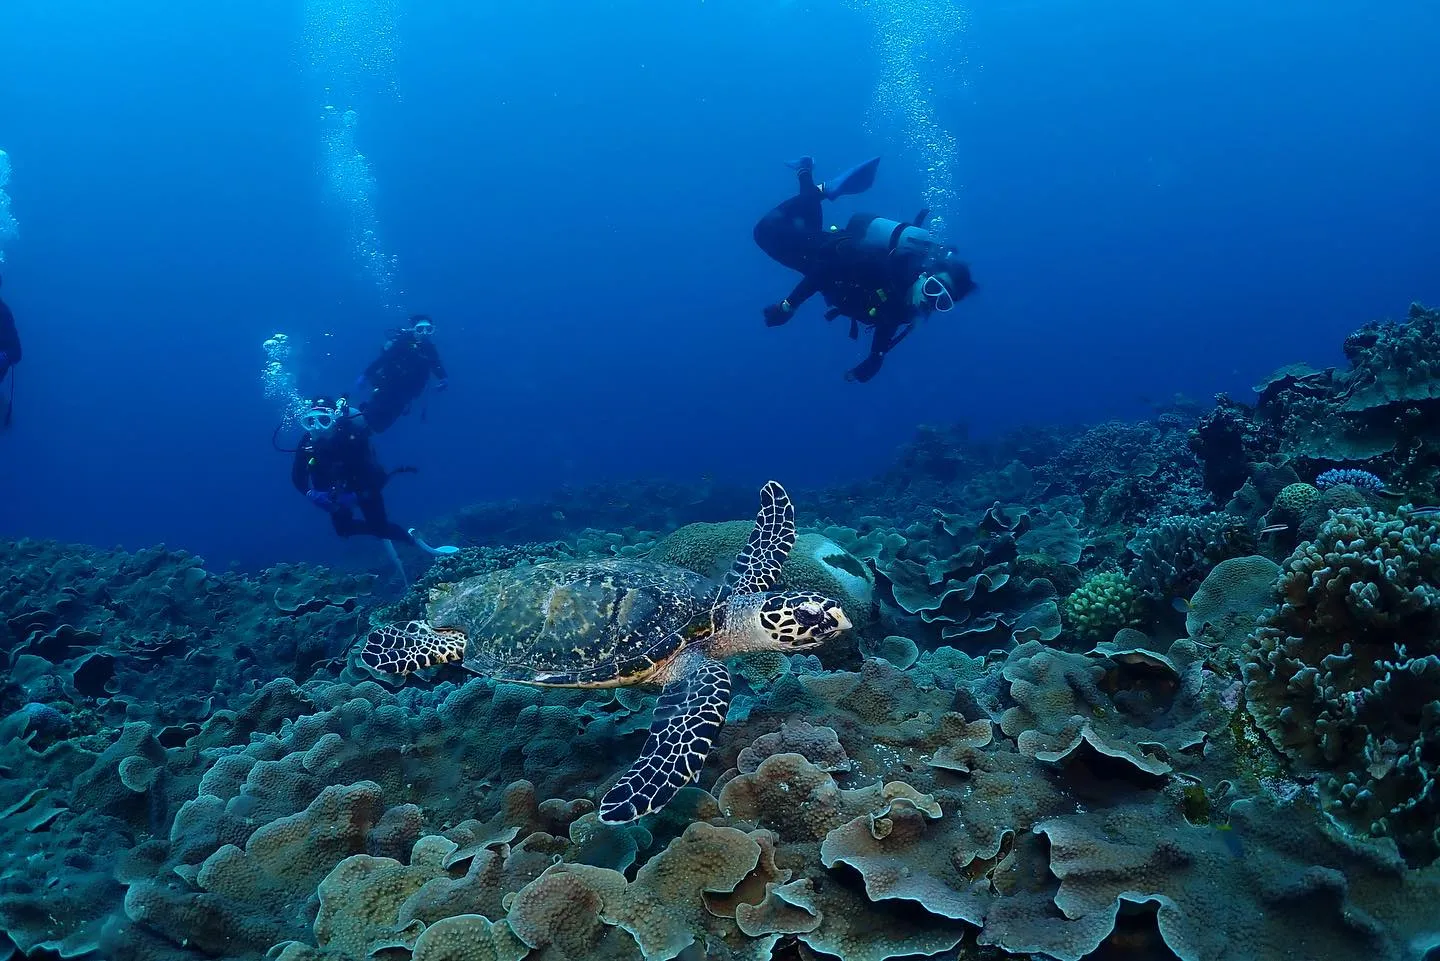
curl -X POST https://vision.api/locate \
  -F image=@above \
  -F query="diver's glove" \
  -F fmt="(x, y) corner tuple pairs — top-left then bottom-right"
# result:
(763, 302), (793, 327)
(435, 378), (449, 392)
(307, 489), (358, 512)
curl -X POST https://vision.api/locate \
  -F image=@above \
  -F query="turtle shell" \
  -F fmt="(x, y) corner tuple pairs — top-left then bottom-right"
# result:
(427, 559), (720, 687)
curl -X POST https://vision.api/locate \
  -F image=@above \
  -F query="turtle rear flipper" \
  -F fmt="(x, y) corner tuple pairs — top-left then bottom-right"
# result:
(598, 654), (732, 823)
(360, 621), (467, 676)
(722, 480), (796, 599)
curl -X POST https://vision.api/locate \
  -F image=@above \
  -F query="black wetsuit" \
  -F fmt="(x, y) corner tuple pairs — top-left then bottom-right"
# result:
(754, 170), (962, 382)
(291, 421), (412, 543)
(0, 295), (20, 382)
(357, 331), (447, 433)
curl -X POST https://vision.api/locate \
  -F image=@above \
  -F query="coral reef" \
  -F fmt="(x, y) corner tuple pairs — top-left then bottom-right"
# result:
(1195, 304), (1440, 499)
(1036, 420), (1211, 526)
(1315, 467), (1386, 492)
(1244, 507), (1440, 865)
(0, 540), (371, 728)
(830, 504), (1067, 654)
(1061, 571), (1142, 643)
(8, 303), (1440, 960)
(1125, 512), (1254, 603)
(1184, 555), (1280, 649)
(649, 522), (877, 635)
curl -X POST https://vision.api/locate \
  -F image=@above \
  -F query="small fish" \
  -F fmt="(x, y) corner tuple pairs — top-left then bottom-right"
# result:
(1259, 523), (1289, 535)
(1215, 822), (1245, 858)
(1407, 507), (1440, 517)
(1171, 596), (1193, 614)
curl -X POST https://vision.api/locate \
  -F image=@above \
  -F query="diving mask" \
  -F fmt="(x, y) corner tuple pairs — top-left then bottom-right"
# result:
(301, 408), (338, 433)
(921, 274), (955, 313)
(301, 397), (349, 434)
(411, 317), (435, 338)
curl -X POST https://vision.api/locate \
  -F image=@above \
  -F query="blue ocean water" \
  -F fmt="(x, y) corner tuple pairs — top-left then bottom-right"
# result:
(0, 0), (1437, 570)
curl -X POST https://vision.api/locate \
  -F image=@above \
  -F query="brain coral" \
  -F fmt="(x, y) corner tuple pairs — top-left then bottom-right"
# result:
(1271, 482), (1321, 518)
(649, 521), (876, 631)
(1185, 555), (1281, 648)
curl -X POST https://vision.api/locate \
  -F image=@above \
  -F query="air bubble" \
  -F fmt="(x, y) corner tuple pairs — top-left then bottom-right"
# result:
(0, 149), (19, 263)
(850, 0), (975, 239)
(262, 332), (309, 428)
(305, 0), (405, 300)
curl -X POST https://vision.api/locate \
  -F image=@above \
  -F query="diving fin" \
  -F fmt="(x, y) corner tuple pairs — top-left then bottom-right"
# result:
(409, 528), (460, 557)
(821, 156), (881, 200)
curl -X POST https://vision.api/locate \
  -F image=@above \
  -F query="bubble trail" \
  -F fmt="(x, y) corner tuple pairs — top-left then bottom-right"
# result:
(852, 0), (974, 239)
(0, 150), (20, 263)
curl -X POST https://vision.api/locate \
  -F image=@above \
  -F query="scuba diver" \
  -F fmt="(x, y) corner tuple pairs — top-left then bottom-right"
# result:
(0, 273), (21, 428)
(288, 395), (457, 557)
(753, 156), (976, 383)
(352, 315), (449, 433)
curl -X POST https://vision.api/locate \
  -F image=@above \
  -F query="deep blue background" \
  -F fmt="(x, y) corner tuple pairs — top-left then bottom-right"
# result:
(0, 0), (1436, 570)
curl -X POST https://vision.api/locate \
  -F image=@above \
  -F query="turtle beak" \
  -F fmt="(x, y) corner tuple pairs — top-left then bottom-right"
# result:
(793, 605), (850, 648)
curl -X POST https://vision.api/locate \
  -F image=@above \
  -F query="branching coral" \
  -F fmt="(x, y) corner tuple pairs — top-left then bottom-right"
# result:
(1244, 507), (1440, 864)
(1062, 571), (1142, 643)
(1126, 512), (1255, 602)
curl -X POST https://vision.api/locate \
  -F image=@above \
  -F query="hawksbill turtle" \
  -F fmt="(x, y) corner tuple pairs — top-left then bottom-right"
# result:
(360, 480), (851, 823)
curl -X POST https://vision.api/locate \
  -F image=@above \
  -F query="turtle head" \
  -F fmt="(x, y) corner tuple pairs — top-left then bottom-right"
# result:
(752, 591), (851, 651)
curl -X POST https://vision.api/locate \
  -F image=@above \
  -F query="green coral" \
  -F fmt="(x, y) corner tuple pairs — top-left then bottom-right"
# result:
(1062, 571), (1142, 642)
(649, 522), (875, 630)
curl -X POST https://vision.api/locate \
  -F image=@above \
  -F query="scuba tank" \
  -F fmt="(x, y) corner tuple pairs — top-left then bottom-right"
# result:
(843, 211), (970, 294)
(845, 212), (941, 274)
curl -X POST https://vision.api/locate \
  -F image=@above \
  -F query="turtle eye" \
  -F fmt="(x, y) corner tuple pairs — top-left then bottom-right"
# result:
(794, 601), (826, 628)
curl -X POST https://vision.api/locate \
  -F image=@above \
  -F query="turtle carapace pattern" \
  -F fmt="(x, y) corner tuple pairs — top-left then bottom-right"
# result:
(358, 480), (852, 823)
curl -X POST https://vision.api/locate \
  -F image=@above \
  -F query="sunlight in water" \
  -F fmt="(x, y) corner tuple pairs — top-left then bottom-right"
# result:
(0, 150), (18, 263)
(304, 0), (404, 304)
(854, 0), (973, 239)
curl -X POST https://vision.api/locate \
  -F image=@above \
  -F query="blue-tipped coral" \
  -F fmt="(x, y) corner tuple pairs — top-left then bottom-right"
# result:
(1314, 468), (1386, 492)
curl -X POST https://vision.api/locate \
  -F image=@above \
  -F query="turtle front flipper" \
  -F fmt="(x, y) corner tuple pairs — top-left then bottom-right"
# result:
(360, 620), (467, 676)
(598, 654), (732, 823)
(722, 480), (796, 599)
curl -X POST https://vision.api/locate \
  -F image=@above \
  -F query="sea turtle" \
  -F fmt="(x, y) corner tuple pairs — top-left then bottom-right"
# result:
(360, 481), (851, 823)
